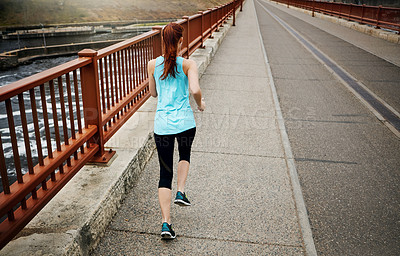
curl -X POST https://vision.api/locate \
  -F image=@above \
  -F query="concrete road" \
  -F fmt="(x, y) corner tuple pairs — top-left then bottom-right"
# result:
(255, 0), (400, 255)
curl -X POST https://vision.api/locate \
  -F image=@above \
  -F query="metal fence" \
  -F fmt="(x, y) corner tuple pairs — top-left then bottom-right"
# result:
(0, 0), (243, 248)
(271, 0), (400, 32)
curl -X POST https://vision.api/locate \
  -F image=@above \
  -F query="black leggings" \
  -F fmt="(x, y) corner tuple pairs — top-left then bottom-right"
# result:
(154, 127), (196, 189)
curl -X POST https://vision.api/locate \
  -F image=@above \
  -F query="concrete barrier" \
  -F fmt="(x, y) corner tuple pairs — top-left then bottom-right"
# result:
(0, 14), (235, 256)
(0, 40), (124, 70)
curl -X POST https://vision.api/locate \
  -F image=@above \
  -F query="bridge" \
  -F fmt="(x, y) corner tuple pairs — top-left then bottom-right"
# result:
(1, 0), (399, 255)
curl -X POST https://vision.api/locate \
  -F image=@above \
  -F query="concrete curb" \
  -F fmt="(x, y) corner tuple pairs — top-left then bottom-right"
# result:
(0, 14), (235, 256)
(270, 0), (400, 45)
(254, 0), (318, 255)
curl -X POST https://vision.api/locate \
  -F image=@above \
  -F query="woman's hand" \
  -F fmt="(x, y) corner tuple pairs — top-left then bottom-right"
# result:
(198, 98), (205, 112)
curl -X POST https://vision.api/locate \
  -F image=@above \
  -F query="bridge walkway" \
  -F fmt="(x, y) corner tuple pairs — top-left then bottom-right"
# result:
(93, 0), (310, 254)
(93, 0), (400, 255)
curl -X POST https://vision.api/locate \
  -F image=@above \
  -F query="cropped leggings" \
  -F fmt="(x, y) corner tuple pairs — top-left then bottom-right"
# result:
(154, 127), (196, 189)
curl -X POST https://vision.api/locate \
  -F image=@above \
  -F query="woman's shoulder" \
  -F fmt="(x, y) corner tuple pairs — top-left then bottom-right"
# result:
(182, 58), (197, 74)
(148, 58), (157, 71)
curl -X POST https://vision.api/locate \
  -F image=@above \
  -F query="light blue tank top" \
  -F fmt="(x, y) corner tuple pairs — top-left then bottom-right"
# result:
(153, 56), (196, 135)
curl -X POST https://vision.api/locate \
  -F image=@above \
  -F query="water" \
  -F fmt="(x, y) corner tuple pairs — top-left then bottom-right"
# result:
(1, 31), (140, 53)
(0, 57), (84, 192)
(0, 30), (146, 192)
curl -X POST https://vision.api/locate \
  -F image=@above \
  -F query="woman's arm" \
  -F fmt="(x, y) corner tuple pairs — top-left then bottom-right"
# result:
(147, 59), (157, 97)
(184, 59), (205, 111)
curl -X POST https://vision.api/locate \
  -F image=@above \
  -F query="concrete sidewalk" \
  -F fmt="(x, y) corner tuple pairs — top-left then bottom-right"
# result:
(93, 0), (311, 255)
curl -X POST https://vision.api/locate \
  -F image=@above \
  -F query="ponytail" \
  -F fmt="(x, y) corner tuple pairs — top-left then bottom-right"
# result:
(161, 23), (184, 80)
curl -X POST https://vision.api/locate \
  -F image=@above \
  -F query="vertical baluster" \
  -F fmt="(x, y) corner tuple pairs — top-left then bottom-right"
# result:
(128, 46), (133, 93)
(117, 51), (123, 102)
(99, 59), (106, 114)
(7, 210), (15, 221)
(58, 76), (69, 145)
(73, 71), (82, 134)
(144, 39), (149, 95)
(56, 77), (67, 173)
(104, 57), (110, 111)
(0, 135), (10, 194)
(113, 53), (119, 105)
(124, 48), (129, 111)
(121, 50), (126, 99)
(137, 42), (141, 85)
(140, 41), (145, 83)
(99, 58), (108, 133)
(123, 48), (129, 111)
(73, 70), (84, 154)
(18, 93), (34, 174)
(114, 53), (120, 120)
(145, 39), (149, 79)
(66, 74), (76, 139)
(29, 89), (44, 166)
(49, 80), (62, 153)
(5, 99), (23, 183)
(130, 46), (134, 93)
(150, 37), (154, 60)
(66, 73), (78, 160)
(135, 43), (139, 105)
(109, 55), (115, 125)
(40, 84), (51, 190)
(42, 177), (48, 190)
(40, 84), (53, 159)
(146, 38), (151, 77)
(31, 188), (37, 200)
(143, 40), (148, 95)
(108, 55), (114, 108)
(128, 46), (133, 108)
(6, 97), (28, 209)
(134, 43), (139, 91)
(125, 49), (130, 98)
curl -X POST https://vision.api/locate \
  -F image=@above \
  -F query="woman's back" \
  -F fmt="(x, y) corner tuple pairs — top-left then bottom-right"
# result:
(153, 56), (196, 135)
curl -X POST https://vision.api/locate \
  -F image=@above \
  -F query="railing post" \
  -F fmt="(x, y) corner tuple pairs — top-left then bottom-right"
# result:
(312, 0), (315, 17)
(78, 49), (115, 164)
(152, 26), (163, 57)
(348, 4), (352, 21)
(233, 0), (236, 26)
(376, 5), (382, 29)
(360, 4), (365, 24)
(208, 8), (214, 38)
(198, 11), (205, 48)
(183, 16), (190, 58)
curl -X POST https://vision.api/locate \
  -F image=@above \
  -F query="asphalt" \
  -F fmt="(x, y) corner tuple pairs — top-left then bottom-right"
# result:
(92, 0), (310, 255)
(255, 0), (400, 255)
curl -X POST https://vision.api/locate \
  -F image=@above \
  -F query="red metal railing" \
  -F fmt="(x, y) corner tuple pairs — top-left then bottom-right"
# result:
(0, 0), (243, 248)
(271, 0), (400, 32)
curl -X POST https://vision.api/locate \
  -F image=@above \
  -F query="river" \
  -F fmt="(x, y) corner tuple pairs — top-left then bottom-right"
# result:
(0, 31), (143, 192)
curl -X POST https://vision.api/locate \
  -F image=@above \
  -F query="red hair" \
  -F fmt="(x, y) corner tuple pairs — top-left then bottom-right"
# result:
(161, 22), (184, 80)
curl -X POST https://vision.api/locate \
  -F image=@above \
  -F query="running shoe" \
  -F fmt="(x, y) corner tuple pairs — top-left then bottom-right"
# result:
(174, 191), (191, 206)
(161, 222), (176, 240)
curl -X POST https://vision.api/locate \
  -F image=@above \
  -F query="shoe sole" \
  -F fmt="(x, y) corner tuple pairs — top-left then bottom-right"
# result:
(174, 199), (191, 206)
(161, 231), (176, 240)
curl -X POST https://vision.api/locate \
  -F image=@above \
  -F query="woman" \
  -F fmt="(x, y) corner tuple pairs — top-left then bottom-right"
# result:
(147, 22), (205, 240)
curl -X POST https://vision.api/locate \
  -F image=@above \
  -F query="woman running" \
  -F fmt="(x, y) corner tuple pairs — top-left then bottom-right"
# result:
(147, 22), (205, 240)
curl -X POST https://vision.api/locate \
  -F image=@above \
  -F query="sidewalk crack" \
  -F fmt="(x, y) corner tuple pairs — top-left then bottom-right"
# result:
(108, 228), (303, 249)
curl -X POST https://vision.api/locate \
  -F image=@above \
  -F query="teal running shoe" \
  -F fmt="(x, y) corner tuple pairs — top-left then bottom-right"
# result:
(161, 222), (176, 240)
(174, 191), (191, 206)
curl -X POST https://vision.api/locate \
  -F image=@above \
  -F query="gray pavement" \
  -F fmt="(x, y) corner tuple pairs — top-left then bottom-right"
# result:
(93, 0), (310, 255)
(255, 0), (400, 255)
